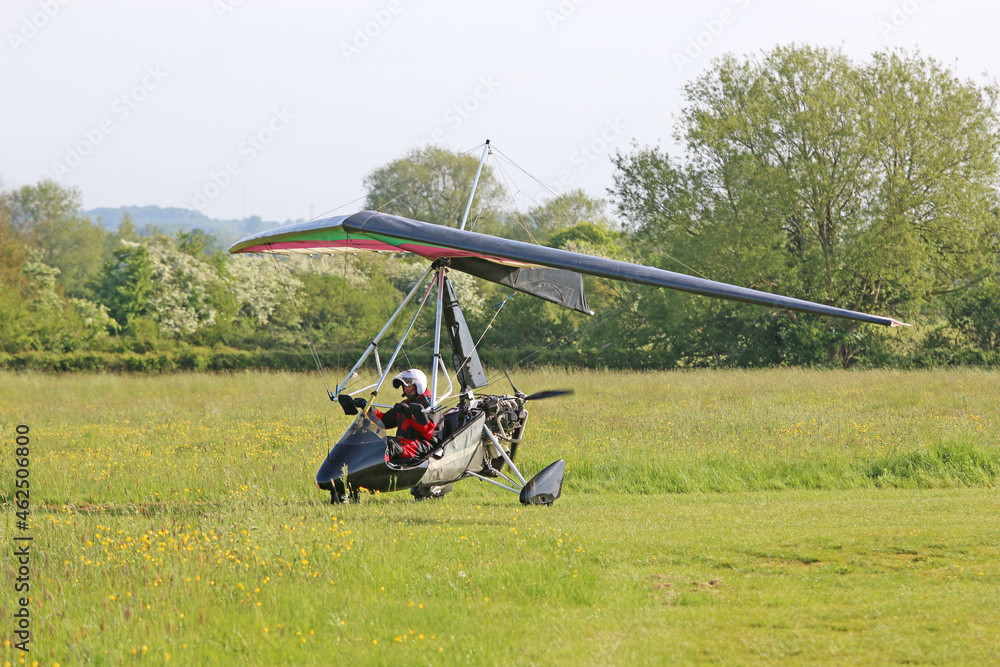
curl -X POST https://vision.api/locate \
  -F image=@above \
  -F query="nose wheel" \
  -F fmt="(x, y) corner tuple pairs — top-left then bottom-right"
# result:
(330, 481), (361, 504)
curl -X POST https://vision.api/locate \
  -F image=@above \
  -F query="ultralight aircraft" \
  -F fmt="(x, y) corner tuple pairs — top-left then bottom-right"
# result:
(229, 141), (908, 505)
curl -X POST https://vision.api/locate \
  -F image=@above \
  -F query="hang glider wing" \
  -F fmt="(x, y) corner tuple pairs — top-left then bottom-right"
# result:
(229, 211), (909, 327)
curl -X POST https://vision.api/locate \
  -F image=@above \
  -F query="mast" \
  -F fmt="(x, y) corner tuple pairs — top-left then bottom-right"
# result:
(432, 140), (491, 405)
(430, 263), (447, 407)
(458, 140), (490, 232)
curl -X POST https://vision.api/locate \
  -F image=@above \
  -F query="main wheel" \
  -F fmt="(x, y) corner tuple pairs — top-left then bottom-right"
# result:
(410, 483), (453, 501)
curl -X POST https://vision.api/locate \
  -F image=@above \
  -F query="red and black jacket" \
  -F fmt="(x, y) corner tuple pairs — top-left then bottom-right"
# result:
(374, 390), (439, 448)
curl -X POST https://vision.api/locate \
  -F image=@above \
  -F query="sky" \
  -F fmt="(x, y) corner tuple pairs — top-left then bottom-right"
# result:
(2, 0), (998, 224)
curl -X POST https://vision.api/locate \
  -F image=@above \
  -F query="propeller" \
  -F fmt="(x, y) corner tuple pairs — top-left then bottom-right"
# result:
(524, 389), (575, 401)
(483, 350), (573, 402)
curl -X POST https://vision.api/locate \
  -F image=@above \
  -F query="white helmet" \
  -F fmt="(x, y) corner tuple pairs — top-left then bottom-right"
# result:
(392, 368), (427, 395)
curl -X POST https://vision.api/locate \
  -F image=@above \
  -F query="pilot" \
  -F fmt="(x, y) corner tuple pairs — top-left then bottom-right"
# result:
(345, 369), (439, 460)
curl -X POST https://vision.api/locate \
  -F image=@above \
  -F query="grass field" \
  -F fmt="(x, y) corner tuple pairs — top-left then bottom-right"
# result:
(2, 369), (999, 665)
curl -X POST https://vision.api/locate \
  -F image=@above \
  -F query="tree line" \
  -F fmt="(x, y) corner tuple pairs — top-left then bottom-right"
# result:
(3, 46), (1000, 372)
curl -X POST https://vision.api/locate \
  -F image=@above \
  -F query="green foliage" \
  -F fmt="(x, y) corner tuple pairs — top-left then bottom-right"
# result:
(0, 245), (114, 353)
(612, 45), (1000, 366)
(175, 228), (217, 257)
(363, 145), (504, 230)
(0, 348), (368, 372)
(6, 48), (1000, 372)
(547, 221), (620, 250)
(96, 241), (154, 331)
(1, 178), (112, 298)
(295, 271), (402, 348)
(509, 188), (614, 243)
(472, 293), (574, 354)
(143, 238), (222, 338)
(946, 278), (1000, 351)
(116, 211), (140, 241)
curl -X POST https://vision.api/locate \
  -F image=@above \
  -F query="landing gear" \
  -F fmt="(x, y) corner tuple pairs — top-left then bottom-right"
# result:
(331, 481), (361, 504)
(411, 484), (452, 500)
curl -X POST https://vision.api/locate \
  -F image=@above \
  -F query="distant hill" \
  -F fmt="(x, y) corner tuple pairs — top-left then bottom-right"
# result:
(83, 206), (303, 249)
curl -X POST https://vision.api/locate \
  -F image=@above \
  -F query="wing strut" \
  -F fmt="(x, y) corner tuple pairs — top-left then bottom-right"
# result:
(335, 263), (436, 396)
(364, 271), (437, 408)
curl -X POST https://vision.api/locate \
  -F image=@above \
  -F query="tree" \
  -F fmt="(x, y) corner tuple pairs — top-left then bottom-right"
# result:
(946, 278), (1000, 352)
(512, 189), (614, 244)
(548, 221), (621, 251)
(175, 229), (216, 258)
(96, 242), (154, 333)
(116, 212), (140, 242)
(363, 145), (504, 230)
(141, 239), (222, 339)
(1, 179), (110, 298)
(612, 46), (1000, 366)
(0, 247), (114, 353)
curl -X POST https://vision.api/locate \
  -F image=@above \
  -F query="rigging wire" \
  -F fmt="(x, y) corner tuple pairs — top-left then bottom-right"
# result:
(307, 143), (485, 222)
(482, 299), (633, 388)
(490, 152), (547, 210)
(490, 147), (565, 201)
(473, 145), (623, 385)
(372, 142), (486, 218)
(267, 140), (698, 407)
(305, 192), (370, 222)
(338, 234), (355, 372)
(301, 142), (488, 395)
(450, 291), (517, 386)
(491, 145), (712, 280)
(490, 153), (539, 245)
(304, 142), (485, 223)
(263, 248), (334, 397)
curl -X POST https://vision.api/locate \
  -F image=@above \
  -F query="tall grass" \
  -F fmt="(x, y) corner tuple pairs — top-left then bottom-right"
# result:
(2, 368), (998, 507)
(520, 367), (1000, 493)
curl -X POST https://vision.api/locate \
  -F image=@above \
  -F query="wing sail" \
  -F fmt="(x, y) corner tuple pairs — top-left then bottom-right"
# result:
(448, 258), (591, 315)
(230, 211), (908, 327)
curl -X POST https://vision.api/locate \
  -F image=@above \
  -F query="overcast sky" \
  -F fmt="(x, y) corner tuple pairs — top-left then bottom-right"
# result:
(2, 0), (997, 224)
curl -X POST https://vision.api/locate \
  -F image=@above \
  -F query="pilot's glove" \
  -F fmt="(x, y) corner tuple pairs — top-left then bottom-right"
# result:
(338, 394), (366, 416)
(400, 401), (429, 425)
